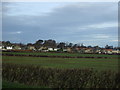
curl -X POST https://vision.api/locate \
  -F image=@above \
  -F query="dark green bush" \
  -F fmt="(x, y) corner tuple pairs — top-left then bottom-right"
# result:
(2, 63), (120, 88)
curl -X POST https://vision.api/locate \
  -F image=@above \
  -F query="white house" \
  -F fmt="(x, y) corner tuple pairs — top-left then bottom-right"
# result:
(28, 46), (36, 50)
(106, 49), (113, 54)
(63, 49), (67, 52)
(48, 48), (54, 51)
(0, 46), (2, 50)
(112, 50), (119, 54)
(6, 46), (13, 50)
(48, 48), (59, 51)
(54, 48), (59, 51)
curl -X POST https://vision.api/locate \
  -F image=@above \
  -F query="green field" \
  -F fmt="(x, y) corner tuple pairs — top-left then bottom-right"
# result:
(2, 51), (120, 57)
(2, 54), (118, 71)
(2, 52), (119, 88)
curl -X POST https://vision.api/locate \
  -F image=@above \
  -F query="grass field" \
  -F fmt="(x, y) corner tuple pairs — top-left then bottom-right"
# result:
(2, 52), (119, 88)
(2, 55), (118, 71)
(2, 51), (120, 58)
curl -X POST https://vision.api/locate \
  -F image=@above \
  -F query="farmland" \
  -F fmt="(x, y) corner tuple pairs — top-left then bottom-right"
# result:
(2, 56), (118, 71)
(2, 51), (120, 58)
(2, 52), (119, 88)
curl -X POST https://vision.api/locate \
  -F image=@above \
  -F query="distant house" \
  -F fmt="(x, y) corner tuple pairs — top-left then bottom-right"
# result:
(0, 46), (2, 50)
(13, 45), (21, 50)
(79, 49), (85, 53)
(118, 50), (120, 54)
(71, 47), (79, 53)
(48, 48), (59, 51)
(27, 46), (36, 50)
(84, 48), (93, 53)
(42, 50), (48, 52)
(112, 49), (119, 54)
(6, 46), (13, 50)
(105, 49), (113, 54)
(63, 49), (67, 52)
(100, 49), (106, 54)
(48, 48), (54, 51)
(54, 48), (59, 51)
(95, 49), (101, 54)
(38, 46), (44, 51)
(21, 45), (28, 50)
(38, 46), (48, 52)
(66, 47), (72, 52)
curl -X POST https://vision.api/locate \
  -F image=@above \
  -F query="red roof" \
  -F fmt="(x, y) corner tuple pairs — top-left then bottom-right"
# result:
(105, 49), (113, 51)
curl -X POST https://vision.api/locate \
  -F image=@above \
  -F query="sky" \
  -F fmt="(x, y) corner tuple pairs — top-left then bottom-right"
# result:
(2, 2), (118, 47)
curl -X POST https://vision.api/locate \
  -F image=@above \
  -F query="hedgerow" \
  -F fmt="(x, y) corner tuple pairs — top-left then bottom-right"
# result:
(2, 63), (120, 88)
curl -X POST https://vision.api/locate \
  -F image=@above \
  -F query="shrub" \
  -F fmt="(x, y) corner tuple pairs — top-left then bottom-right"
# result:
(2, 63), (120, 88)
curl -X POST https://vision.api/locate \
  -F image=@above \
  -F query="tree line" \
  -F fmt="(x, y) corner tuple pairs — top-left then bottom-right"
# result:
(1, 39), (120, 50)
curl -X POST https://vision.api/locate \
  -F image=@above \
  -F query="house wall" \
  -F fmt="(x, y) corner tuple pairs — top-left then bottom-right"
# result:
(29, 46), (35, 50)
(14, 46), (21, 50)
(6, 47), (12, 50)
(54, 48), (58, 51)
(112, 50), (119, 54)
(48, 48), (53, 51)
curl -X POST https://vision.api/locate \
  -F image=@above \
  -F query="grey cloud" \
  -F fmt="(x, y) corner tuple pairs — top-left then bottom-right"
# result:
(2, 2), (118, 46)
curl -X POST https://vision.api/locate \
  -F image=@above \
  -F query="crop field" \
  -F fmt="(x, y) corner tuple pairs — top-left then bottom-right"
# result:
(2, 52), (119, 88)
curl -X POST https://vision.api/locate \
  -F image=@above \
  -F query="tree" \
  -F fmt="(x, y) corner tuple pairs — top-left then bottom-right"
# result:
(34, 39), (43, 50)
(68, 43), (73, 47)
(87, 45), (92, 48)
(27, 43), (33, 46)
(6, 41), (11, 46)
(35, 40), (43, 45)
(57, 42), (65, 49)
(43, 39), (57, 48)
(105, 45), (113, 49)
(73, 44), (77, 48)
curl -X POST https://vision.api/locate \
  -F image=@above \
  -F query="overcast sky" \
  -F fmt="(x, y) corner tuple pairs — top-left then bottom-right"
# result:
(2, 2), (118, 47)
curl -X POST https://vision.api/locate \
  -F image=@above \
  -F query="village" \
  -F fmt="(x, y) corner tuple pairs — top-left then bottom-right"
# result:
(0, 40), (120, 54)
